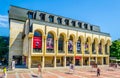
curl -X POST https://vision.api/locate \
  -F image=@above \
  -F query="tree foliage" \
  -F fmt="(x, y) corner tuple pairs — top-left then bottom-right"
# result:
(110, 40), (120, 59)
(0, 36), (9, 59)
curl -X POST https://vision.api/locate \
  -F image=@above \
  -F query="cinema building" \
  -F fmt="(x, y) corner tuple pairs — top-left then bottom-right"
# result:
(9, 6), (111, 68)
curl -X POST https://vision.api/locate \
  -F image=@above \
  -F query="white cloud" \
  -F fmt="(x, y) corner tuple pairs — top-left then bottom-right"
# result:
(0, 15), (8, 28)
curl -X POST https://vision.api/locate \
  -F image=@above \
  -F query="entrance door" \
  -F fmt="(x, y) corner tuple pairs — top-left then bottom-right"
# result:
(13, 56), (22, 65)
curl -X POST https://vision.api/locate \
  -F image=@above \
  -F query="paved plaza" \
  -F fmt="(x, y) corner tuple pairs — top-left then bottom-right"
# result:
(0, 66), (120, 78)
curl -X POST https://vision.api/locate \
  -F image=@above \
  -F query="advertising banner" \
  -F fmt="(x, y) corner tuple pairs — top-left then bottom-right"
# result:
(99, 44), (102, 52)
(75, 56), (81, 60)
(33, 36), (42, 49)
(85, 43), (88, 51)
(47, 38), (54, 49)
(77, 41), (81, 51)
(68, 40), (73, 51)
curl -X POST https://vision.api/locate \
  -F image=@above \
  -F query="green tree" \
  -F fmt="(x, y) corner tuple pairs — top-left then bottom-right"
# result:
(110, 40), (120, 59)
(0, 36), (9, 65)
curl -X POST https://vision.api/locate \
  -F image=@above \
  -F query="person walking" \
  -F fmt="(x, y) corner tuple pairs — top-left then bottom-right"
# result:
(38, 64), (42, 78)
(97, 67), (100, 77)
(3, 66), (7, 78)
(11, 60), (15, 70)
(69, 63), (74, 73)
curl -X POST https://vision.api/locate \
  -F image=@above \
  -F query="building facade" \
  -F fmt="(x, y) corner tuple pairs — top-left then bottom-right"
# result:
(9, 6), (111, 68)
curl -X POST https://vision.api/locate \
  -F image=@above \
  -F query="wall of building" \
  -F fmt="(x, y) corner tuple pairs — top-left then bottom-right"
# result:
(9, 19), (24, 65)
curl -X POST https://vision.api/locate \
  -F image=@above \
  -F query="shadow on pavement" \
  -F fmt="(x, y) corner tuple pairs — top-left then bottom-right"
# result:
(31, 74), (38, 77)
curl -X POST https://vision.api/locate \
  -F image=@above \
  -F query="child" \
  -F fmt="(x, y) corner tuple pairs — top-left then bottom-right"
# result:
(97, 67), (100, 77)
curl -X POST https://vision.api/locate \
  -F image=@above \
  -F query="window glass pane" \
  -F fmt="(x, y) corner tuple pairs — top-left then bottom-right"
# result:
(34, 31), (42, 36)
(99, 43), (102, 53)
(77, 41), (81, 51)
(49, 16), (54, 22)
(72, 21), (75, 26)
(65, 19), (69, 25)
(40, 13), (45, 21)
(57, 18), (62, 24)
(28, 12), (33, 19)
(58, 35), (64, 50)
(78, 22), (82, 28)
(92, 41), (95, 52)
(105, 44), (107, 52)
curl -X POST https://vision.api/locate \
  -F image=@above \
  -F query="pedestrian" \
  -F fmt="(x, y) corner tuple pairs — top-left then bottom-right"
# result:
(69, 63), (74, 73)
(3, 66), (7, 78)
(11, 60), (15, 70)
(97, 67), (100, 77)
(38, 64), (42, 78)
(115, 63), (117, 68)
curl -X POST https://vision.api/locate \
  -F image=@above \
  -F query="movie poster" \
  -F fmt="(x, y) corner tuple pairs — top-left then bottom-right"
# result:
(33, 36), (42, 49)
(99, 44), (102, 52)
(77, 41), (81, 51)
(68, 40), (73, 51)
(47, 38), (54, 49)
(85, 43), (88, 51)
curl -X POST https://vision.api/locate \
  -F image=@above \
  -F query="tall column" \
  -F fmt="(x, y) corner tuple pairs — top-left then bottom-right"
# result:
(66, 39), (68, 55)
(64, 41), (66, 54)
(42, 56), (45, 69)
(56, 37), (58, 54)
(102, 43), (104, 55)
(28, 38), (32, 69)
(96, 57), (97, 64)
(82, 42), (84, 55)
(97, 44), (99, 56)
(101, 57), (103, 65)
(88, 57), (90, 66)
(90, 43), (92, 56)
(64, 56), (66, 67)
(73, 56), (75, 65)
(107, 57), (109, 65)
(54, 56), (56, 68)
(44, 36), (46, 55)
(81, 57), (83, 66)
(28, 57), (31, 69)
(42, 36), (44, 53)
(103, 44), (105, 55)
(73, 40), (75, 55)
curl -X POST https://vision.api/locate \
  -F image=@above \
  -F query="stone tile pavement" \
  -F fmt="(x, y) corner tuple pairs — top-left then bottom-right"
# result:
(0, 66), (120, 78)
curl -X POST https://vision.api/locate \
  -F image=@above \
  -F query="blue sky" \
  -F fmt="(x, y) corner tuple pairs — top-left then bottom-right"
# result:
(0, 0), (120, 40)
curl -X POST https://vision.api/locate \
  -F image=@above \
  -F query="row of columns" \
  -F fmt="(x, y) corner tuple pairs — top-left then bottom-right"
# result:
(27, 55), (108, 69)
(27, 35), (109, 68)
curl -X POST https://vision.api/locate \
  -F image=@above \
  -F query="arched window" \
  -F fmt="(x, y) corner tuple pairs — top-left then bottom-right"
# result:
(77, 37), (81, 53)
(47, 32), (54, 52)
(92, 40), (96, 54)
(68, 35), (73, 53)
(58, 34), (64, 52)
(33, 31), (42, 53)
(99, 41), (102, 54)
(85, 38), (89, 54)
(105, 43), (108, 54)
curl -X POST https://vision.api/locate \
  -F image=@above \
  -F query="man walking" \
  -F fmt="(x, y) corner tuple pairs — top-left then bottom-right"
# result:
(38, 64), (42, 78)
(97, 67), (100, 77)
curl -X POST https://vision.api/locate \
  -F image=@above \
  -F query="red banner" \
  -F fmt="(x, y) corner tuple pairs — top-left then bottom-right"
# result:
(33, 36), (42, 49)
(75, 56), (81, 60)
